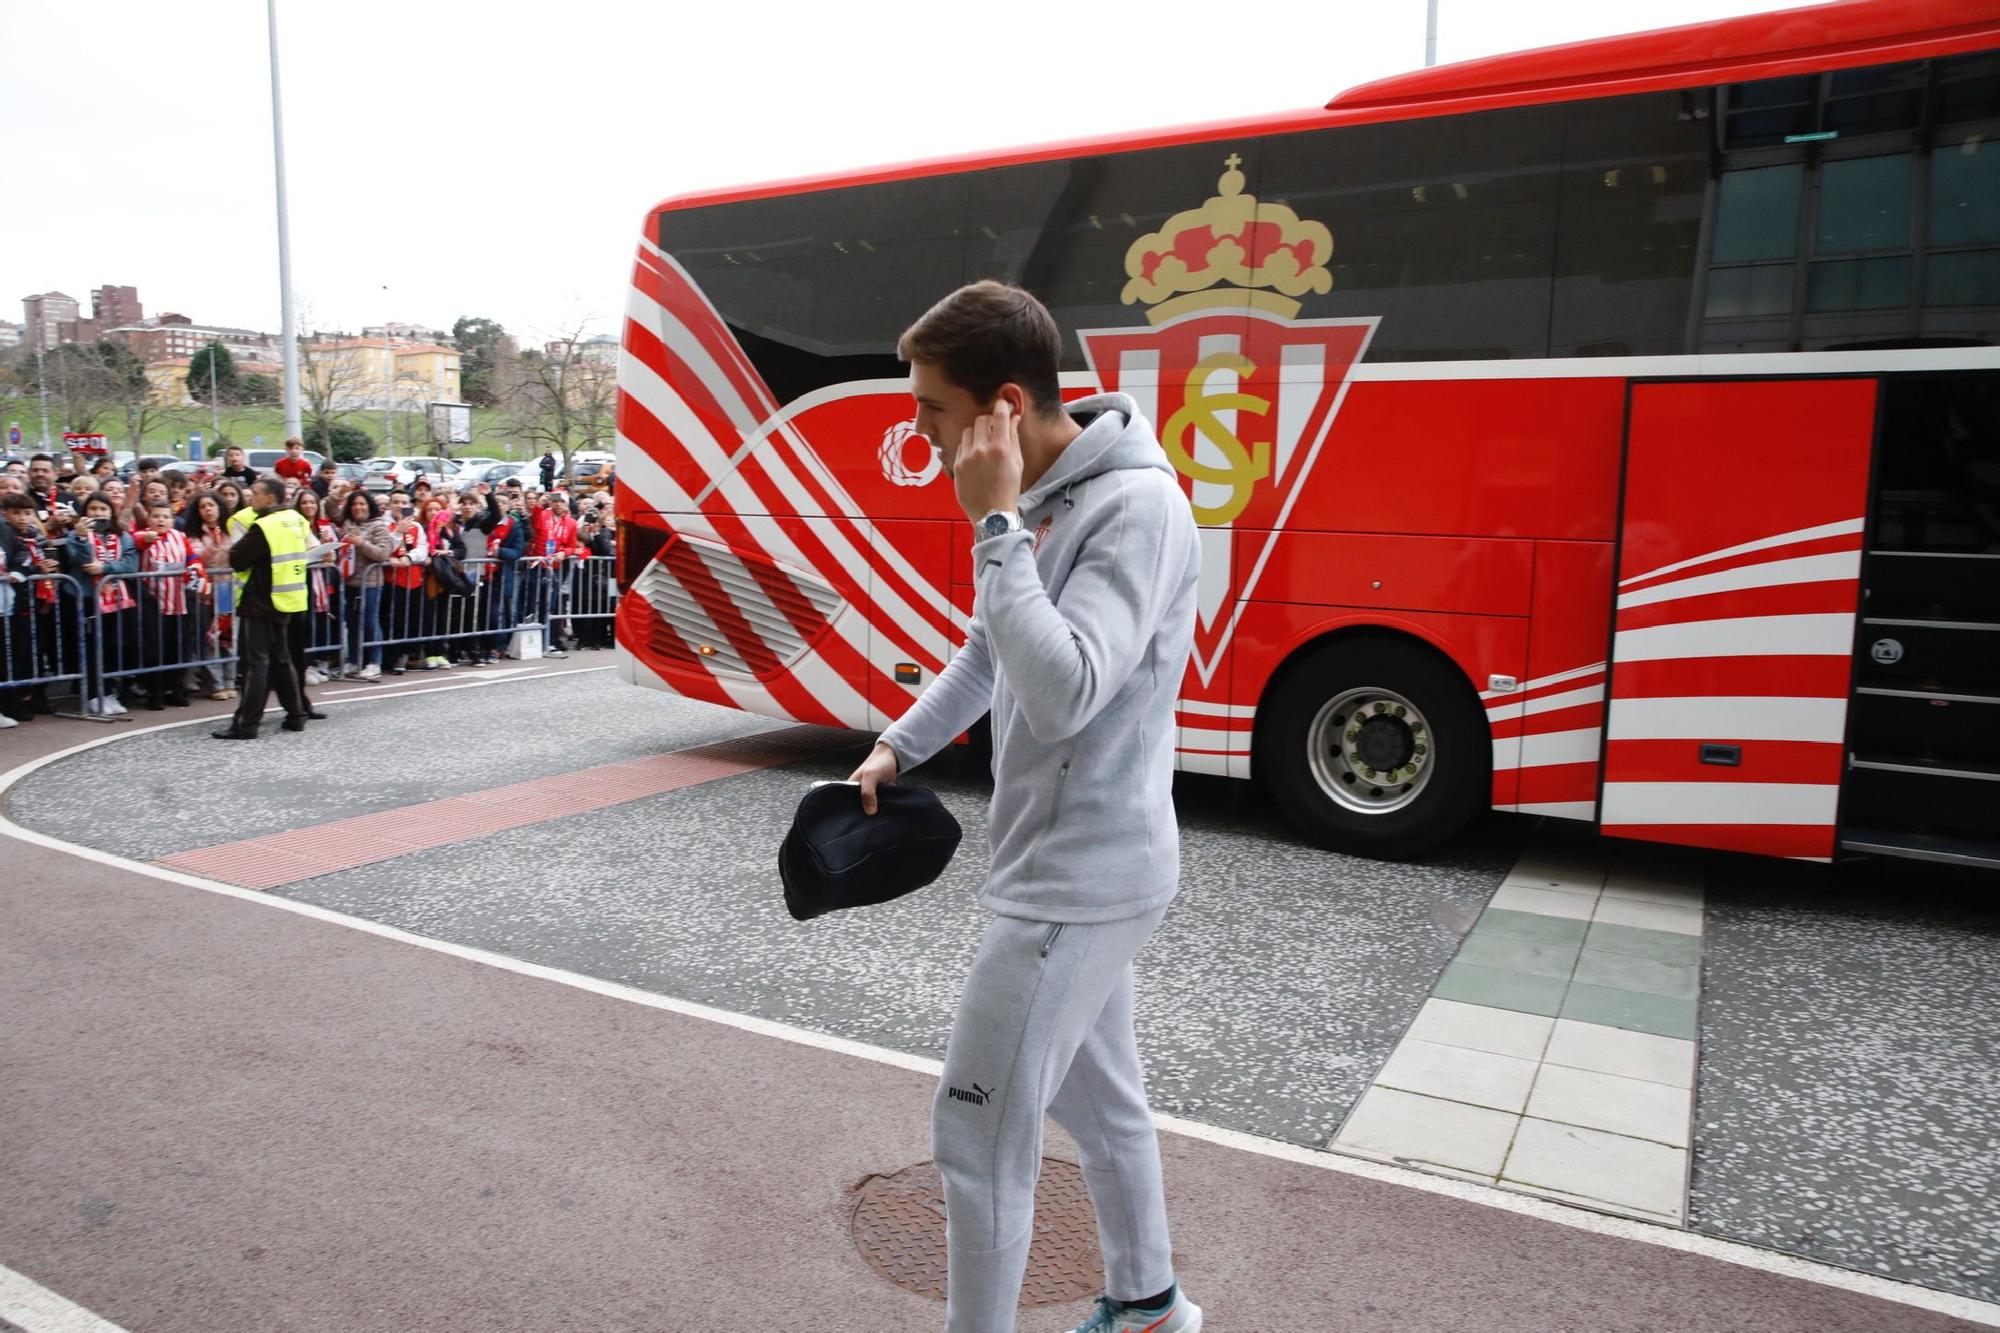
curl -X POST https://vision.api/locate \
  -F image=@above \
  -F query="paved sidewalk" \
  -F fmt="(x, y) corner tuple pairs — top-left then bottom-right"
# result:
(2, 715), (1990, 1330)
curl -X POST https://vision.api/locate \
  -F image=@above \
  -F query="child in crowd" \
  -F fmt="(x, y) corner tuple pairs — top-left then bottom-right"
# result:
(132, 502), (200, 709)
(60, 493), (137, 716)
(183, 491), (238, 701)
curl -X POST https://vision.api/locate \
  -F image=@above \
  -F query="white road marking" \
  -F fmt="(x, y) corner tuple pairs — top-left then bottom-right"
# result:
(0, 1261), (129, 1333)
(1, 693), (1996, 1330)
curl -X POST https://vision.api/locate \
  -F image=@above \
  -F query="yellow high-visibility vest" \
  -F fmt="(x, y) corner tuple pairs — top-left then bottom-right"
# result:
(239, 508), (311, 613)
(225, 505), (257, 599)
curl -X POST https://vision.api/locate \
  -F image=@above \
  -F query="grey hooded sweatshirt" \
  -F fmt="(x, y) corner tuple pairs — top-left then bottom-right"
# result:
(878, 392), (1200, 923)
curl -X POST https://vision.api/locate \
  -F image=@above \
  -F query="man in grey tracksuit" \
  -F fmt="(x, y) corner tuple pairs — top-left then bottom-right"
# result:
(851, 282), (1203, 1333)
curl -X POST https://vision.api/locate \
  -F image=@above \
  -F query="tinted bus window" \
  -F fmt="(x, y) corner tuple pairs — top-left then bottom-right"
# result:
(1713, 165), (1805, 262)
(1550, 90), (1708, 356)
(1257, 104), (1565, 360)
(660, 175), (967, 406)
(1932, 138), (2000, 246)
(961, 141), (1266, 372)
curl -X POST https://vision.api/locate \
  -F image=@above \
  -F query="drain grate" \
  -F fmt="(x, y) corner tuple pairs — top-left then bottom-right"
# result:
(850, 1158), (1102, 1306)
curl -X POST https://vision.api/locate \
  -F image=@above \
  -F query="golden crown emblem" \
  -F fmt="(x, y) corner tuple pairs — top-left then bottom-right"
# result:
(1121, 154), (1334, 324)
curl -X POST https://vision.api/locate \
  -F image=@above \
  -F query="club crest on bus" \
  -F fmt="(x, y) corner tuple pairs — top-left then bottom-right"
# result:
(1079, 154), (1376, 685)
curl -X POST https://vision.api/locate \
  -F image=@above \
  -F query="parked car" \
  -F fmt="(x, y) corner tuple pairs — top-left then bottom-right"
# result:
(117, 452), (185, 480)
(245, 447), (326, 473)
(331, 462), (369, 486)
(480, 462), (541, 490)
(458, 461), (512, 486)
(569, 460), (616, 495)
(363, 455), (464, 492)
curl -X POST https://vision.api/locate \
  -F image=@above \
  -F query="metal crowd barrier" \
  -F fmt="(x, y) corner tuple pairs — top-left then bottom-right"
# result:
(567, 554), (618, 622)
(0, 572), (90, 710)
(354, 554), (575, 666)
(93, 569), (235, 705)
(1, 546), (624, 717)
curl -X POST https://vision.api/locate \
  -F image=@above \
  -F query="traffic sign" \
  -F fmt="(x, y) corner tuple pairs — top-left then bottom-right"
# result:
(7, 424), (19, 447)
(189, 430), (204, 462)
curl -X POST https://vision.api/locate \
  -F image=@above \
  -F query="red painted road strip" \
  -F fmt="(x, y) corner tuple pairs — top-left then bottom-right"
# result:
(154, 725), (861, 890)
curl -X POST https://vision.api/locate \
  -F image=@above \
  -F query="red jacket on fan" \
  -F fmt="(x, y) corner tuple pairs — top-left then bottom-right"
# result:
(530, 509), (583, 563)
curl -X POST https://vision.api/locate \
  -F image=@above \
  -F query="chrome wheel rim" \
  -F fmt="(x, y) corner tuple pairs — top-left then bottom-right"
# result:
(1307, 686), (1434, 815)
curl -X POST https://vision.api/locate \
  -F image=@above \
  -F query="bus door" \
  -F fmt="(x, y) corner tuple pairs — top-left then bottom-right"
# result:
(1599, 377), (1878, 860)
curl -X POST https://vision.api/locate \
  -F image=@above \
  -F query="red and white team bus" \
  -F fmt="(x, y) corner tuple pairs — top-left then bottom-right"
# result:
(614, 0), (2000, 867)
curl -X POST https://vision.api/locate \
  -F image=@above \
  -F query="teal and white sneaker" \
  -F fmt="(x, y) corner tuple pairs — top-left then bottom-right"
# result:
(1064, 1284), (1202, 1332)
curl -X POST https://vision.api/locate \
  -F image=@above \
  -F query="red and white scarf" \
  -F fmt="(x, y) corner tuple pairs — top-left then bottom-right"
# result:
(88, 529), (136, 613)
(137, 528), (195, 615)
(308, 518), (339, 611)
(23, 534), (58, 605)
(385, 521), (427, 590)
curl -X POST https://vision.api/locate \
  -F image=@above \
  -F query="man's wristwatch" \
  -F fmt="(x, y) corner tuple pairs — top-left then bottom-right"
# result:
(975, 509), (1023, 540)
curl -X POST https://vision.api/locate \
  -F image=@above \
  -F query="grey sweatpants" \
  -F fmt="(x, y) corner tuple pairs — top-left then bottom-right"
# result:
(934, 906), (1173, 1333)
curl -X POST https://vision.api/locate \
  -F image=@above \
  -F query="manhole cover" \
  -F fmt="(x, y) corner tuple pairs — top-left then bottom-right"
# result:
(850, 1157), (1101, 1305)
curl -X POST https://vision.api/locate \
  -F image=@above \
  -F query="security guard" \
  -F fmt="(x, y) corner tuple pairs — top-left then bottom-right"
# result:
(216, 478), (326, 740)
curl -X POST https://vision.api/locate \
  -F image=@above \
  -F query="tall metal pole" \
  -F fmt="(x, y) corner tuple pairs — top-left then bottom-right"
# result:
(267, 0), (302, 440)
(34, 342), (51, 447)
(1425, 0), (1439, 66)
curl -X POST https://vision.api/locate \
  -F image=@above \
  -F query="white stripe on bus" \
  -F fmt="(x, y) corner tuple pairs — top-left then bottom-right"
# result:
(1616, 551), (1860, 611)
(1483, 683), (1606, 725)
(1617, 518), (1865, 590)
(1606, 696), (1849, 744)
(1601, 781), (1840, 827)
(1612, 613), (1855, 663)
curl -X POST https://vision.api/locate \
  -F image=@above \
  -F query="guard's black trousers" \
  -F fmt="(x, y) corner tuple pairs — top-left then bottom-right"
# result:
(233, 611), (305, 733)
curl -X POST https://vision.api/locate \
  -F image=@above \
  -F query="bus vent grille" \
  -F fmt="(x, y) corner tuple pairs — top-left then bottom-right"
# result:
(633, 534), (843, 678)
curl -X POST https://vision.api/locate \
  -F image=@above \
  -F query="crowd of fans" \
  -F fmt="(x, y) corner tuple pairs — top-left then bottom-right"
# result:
(0, 438), (616, 729)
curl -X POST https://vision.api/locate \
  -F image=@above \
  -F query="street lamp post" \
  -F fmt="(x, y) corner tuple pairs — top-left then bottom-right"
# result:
(34, 342), (51, 448)
(267, 0), (302, 440)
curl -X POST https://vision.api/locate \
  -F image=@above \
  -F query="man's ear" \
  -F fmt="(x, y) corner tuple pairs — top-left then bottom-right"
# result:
(996, 382), (1029, 419)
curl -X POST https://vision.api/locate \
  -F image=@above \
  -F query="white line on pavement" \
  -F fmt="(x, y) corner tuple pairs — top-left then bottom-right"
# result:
(1, 693), (1996, 1330)
(0, 1262), (128, 1333)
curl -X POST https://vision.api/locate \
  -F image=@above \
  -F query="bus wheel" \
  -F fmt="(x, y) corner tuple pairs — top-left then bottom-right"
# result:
(1257, 635), (1489, 860)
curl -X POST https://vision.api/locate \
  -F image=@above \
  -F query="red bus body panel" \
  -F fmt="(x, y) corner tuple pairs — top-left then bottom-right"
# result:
(1600, 379), (1878, 861)
(614, 0), (2000, 863)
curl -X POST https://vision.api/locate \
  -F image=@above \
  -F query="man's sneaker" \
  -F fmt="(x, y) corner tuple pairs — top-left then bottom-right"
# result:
(0, 713), (17, 729)
(357, 663), (382, 681)
(1065, 1287), (1202, 1332)
(304, 666), (327, 685)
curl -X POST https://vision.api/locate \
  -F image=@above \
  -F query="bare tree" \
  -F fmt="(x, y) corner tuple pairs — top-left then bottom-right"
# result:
(297, 332), (374, 456)
(502, 319), (616, 481)
(120, 383), (188, 454)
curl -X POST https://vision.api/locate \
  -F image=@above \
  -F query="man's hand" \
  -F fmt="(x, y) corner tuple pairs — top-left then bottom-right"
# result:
(953, 398), (1023, 523)
(847, 740), (900, 816)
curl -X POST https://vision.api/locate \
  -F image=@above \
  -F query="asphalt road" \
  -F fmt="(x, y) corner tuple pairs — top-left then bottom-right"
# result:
(1, 665), (1994, 1331)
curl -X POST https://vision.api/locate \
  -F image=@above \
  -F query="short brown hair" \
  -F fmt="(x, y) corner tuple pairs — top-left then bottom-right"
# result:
(898, 281), (1063, 418)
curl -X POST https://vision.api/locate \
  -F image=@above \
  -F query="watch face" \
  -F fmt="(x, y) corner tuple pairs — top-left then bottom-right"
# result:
(982, 514), (1008, 537)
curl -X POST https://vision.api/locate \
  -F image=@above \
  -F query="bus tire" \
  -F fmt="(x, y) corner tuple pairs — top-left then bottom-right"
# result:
(1256, 634), (1490, 860)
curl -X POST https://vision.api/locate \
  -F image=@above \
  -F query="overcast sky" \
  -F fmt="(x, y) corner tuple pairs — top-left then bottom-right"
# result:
(6, 0), (1825, 344)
